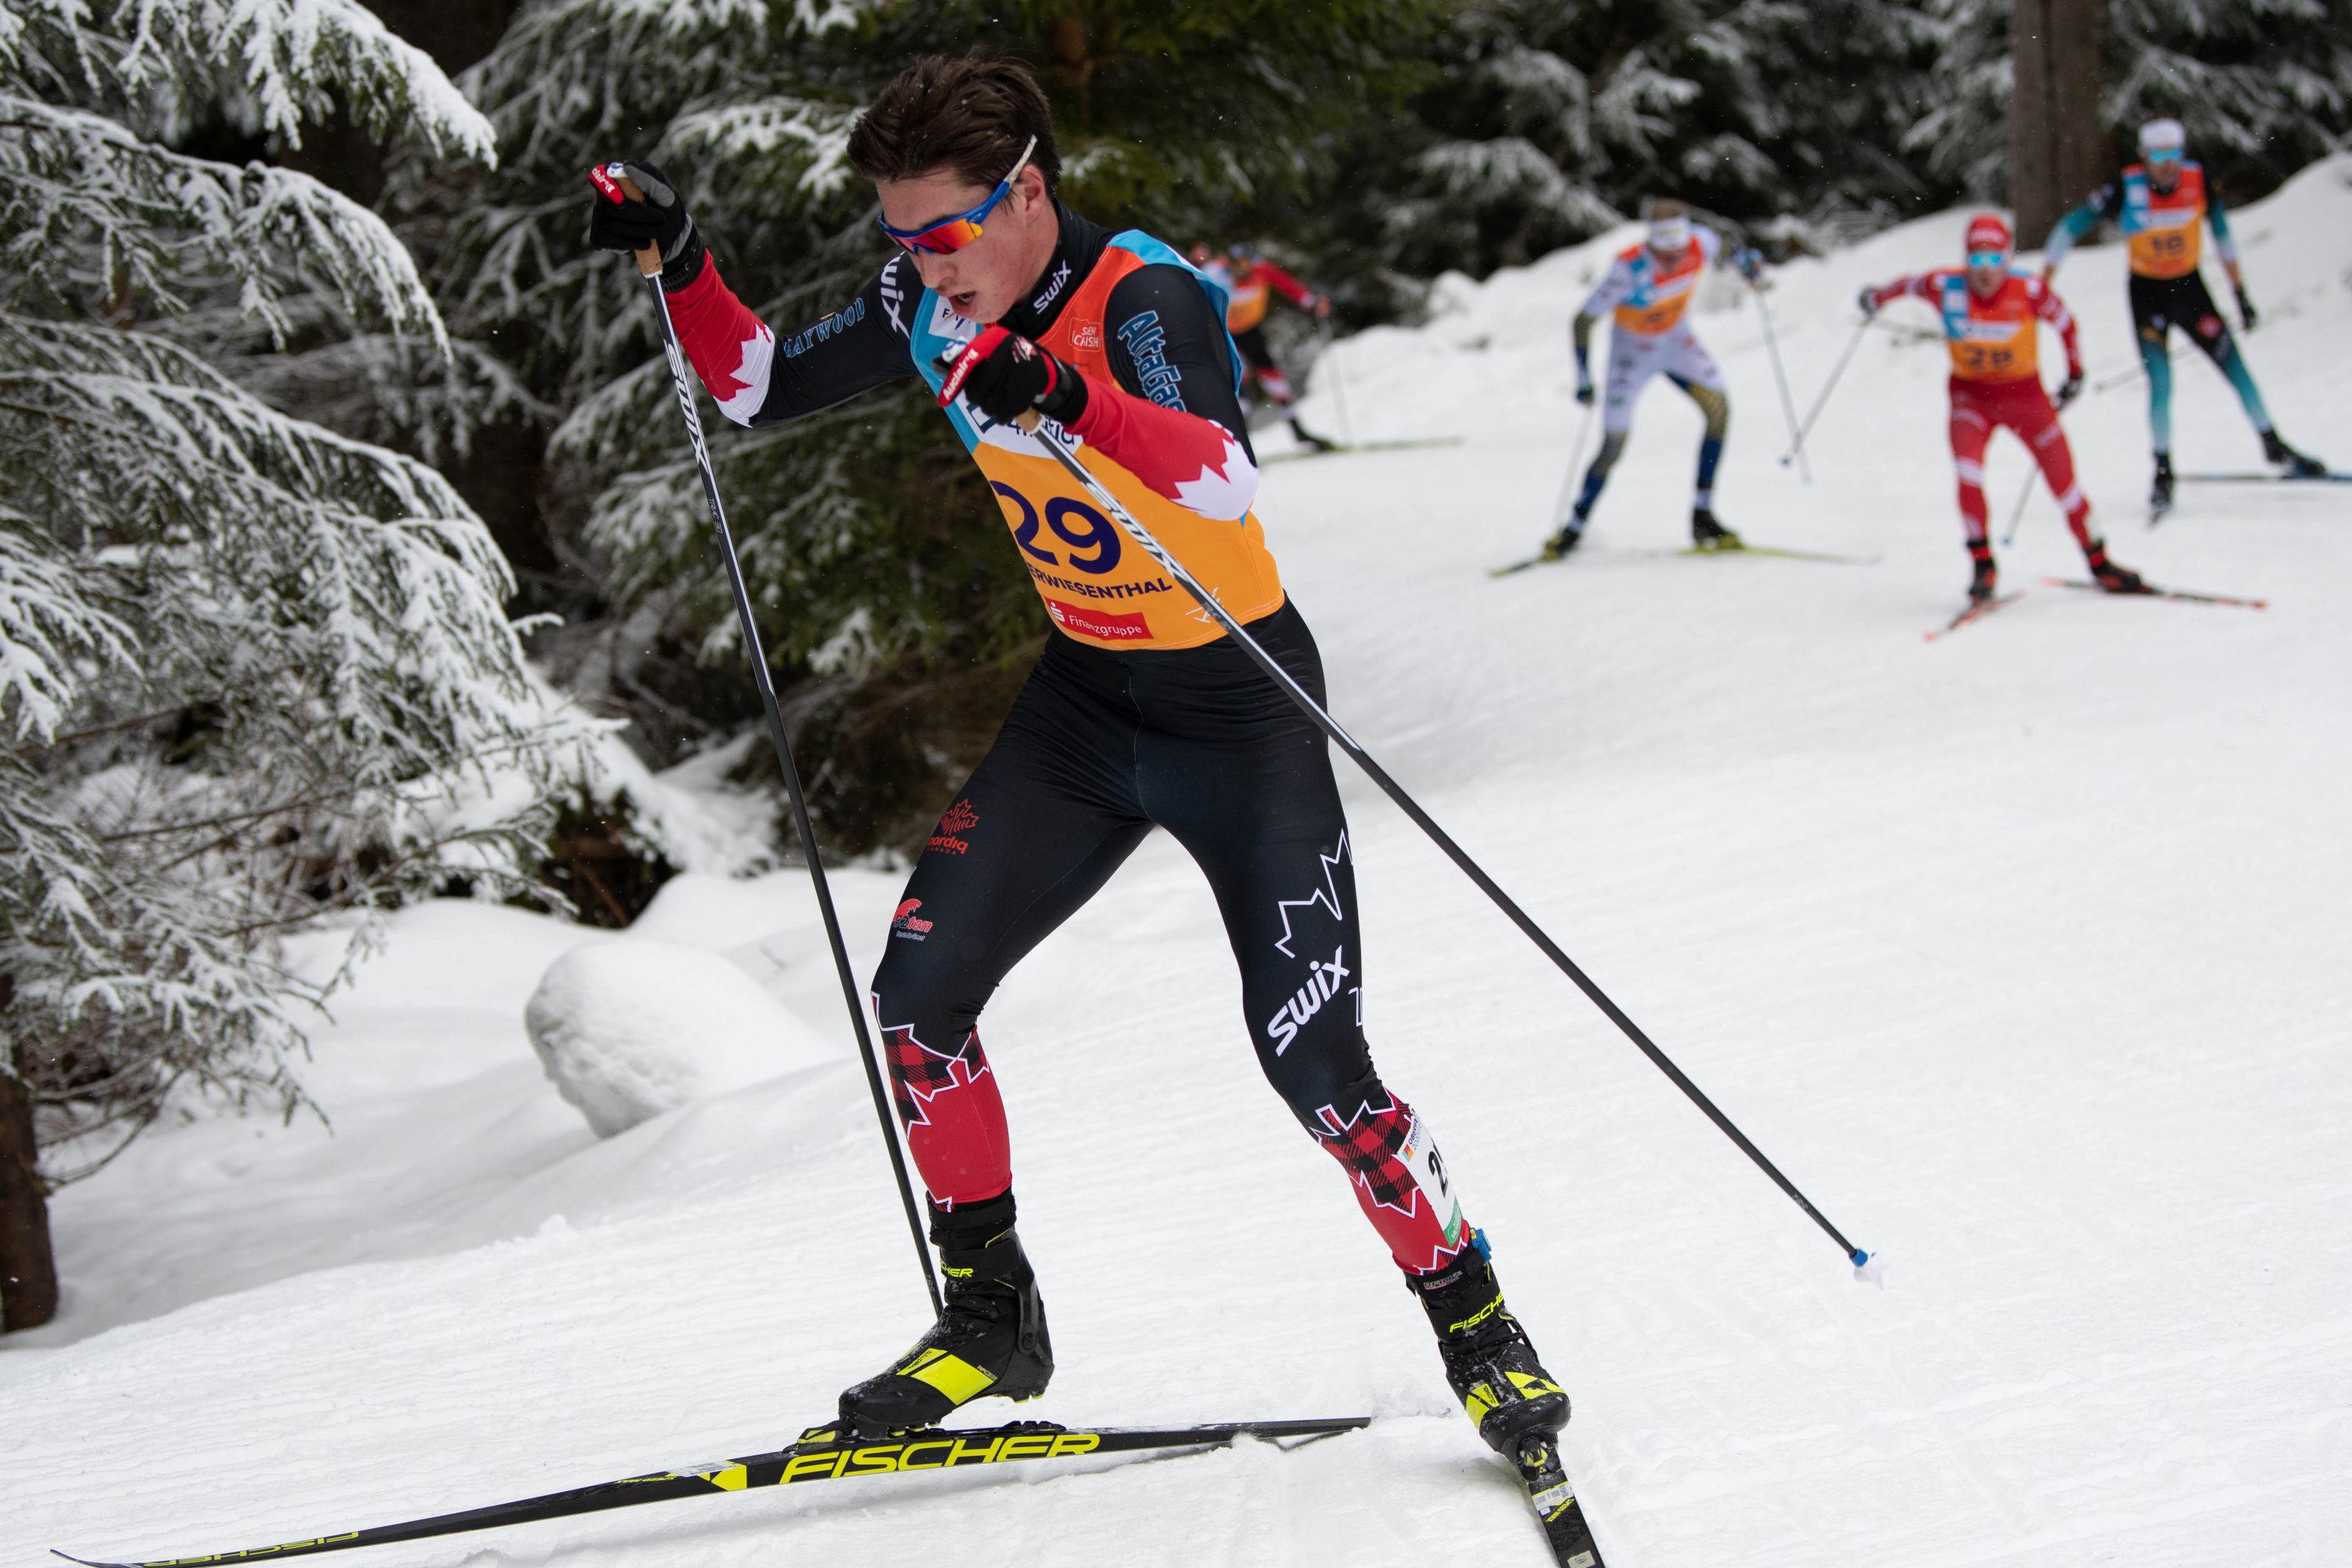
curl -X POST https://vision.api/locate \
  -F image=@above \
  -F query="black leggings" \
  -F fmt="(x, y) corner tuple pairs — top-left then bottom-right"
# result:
(869, 604), (1472, 1272)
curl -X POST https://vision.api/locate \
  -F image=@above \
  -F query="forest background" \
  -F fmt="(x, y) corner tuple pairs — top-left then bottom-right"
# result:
(2, 0), (2347, 1330)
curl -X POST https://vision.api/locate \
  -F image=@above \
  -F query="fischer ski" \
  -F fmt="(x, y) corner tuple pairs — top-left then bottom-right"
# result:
(1925, 591), (2024, 641)
(2040, 577), (2268, 609)
(1512, 1428), (1607, 1566)
(53, 1417), (1370, 1568)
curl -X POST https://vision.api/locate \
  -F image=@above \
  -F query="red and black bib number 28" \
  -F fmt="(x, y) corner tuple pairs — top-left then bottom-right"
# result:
(993, 482), (1123, 575)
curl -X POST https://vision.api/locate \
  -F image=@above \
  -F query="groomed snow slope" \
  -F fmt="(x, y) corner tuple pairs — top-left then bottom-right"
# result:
(7, 160), (2351, 1568)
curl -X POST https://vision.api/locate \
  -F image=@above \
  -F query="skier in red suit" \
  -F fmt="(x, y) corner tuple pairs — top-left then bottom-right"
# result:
(1861, 214), (2144, 602)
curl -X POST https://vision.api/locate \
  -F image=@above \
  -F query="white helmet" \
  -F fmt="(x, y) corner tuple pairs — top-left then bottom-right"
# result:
(2138, 118), (2187, 157)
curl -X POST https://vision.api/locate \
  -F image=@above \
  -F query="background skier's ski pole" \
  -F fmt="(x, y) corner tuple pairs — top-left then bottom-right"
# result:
(1782, 317), (1868, 469)
(1011, 411), (1872, 1277)
(591, 165), (941, 1316)
(1318, 318), (1356, 448)
(1748, 274), (1809, 483)
(2092, 345), (2180, 395)
(1550, 395), (1597, 532)
(1999, 463), (2037, 548)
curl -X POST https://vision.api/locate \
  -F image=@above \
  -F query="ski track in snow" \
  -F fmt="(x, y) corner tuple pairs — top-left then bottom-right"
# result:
(9, 162), (2352, 1567)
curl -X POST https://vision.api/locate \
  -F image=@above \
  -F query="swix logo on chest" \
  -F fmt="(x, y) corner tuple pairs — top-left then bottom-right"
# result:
(1032, 259), (1073, 314)
(1267, 945), (1352, 1056)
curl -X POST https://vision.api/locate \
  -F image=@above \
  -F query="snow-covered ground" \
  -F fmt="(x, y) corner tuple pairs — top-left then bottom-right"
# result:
(8, 161), (2351, 1568)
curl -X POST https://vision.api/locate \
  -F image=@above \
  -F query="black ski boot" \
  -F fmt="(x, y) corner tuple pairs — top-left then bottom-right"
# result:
(2085, 539), (2147, 595)
(1968, 544), (1998, 603)
(1690, 506), (1742, 550)
(1406, 1243), (1569, 1460)
(2263, 430), (2326, 477)
(1541, 514), (1587, 561)
(2149, 453), (2175, 513)
(838, 1195), (1052, 1439)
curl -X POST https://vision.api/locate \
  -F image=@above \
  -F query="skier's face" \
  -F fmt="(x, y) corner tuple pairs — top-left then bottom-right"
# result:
(2146, 151), (2183, 192)
(876, 163), (1058, 325)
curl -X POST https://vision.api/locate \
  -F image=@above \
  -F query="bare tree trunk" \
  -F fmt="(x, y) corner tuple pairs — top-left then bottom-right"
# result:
(2, 978), (60, 1333)
(2013, 0), (2110, 245)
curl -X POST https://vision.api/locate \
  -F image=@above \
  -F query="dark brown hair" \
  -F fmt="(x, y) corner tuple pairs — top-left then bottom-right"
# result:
(1645, 197), (1690, 220)
(846, 55), (1062, 194)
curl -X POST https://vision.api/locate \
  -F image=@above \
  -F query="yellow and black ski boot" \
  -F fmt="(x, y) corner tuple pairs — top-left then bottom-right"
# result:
(838, 1196), (1052, 1438)
(1406, 1240), (1570, 1457)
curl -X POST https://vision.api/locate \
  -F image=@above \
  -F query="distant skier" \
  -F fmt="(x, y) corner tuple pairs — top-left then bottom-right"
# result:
(1189, 241), (1338, 451)
(2042, 117), (2325, 511)
(591, 54), (1571, 1468)
(1543, 198), (1762, 559)
(1860, 214), (2143, 601)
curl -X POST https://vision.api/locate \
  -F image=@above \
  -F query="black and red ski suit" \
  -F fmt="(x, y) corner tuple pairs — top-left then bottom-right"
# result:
(666, 204), (1472, 1276)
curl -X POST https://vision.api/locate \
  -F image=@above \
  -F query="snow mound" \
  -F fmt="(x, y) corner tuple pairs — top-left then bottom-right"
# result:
(523, 938), (833, 1136)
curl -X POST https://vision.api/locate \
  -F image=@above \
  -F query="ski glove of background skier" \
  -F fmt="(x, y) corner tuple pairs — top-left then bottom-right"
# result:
(2056, 370), (2084, 408)
(589, 160), (706, 291)
(1856, 285), (1880, 318)
(2235, 286), (2259, 332)
(938, 327), (1089, 428)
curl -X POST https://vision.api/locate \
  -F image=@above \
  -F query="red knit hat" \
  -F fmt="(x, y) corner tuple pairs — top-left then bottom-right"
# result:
(1964, 213), (2013, 257)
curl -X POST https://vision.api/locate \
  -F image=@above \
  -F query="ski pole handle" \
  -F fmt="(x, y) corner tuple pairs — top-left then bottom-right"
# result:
(586, 163), (663, 278)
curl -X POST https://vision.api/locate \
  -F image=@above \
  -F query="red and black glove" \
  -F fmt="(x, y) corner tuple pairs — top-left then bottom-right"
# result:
(937, 326), (1090, 428)
(2056, 368), (2084, 408)
(587, 160), (706, 291)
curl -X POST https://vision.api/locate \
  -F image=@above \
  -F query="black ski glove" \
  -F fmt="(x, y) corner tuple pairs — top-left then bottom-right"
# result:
(1856, 285), (1880, 318)
(936, 326), (1089, 429)
(2234, 285), (2259, 332)
(2056, 369), (2084, 408)
(589, 159), (706, 292)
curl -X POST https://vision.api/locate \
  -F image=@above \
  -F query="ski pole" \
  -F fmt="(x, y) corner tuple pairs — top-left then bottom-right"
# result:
(1999, 462), (2036, 548)
(1009, 411), (1873, 1277)
(590, 165), (942, 1317)
(1318, 318), (1355, 448)
(1781, 317), (1868, 470)
(1750, 277), (1809, 483)
(1550, 395), (1597, 532)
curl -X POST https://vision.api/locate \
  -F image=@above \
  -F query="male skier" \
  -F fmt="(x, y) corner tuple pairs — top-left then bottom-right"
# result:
(1860, 214), (2143, 602)
(1543, 198), (1761, 558)
(2042, 116), (2325, 512)
(590, 55), (1570, 1465)
(1189, 241), (1338, 451)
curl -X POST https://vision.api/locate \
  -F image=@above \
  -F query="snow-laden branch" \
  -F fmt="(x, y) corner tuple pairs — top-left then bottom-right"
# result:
(0, 94), (448, 346)
(108, 0), (496, 160)
(0, 518), (136, 744)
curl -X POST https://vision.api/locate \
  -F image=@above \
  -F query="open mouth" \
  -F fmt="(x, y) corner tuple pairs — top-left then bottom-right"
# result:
(950, 289), (980, 317)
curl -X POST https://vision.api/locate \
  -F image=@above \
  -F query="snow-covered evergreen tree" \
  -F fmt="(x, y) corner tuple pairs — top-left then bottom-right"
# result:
(1910, 0), (2352, 210)
(1328, 0), (1949, 280)
(2110, 0), (2352, 190)
(0, 0), (583, 1317)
